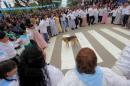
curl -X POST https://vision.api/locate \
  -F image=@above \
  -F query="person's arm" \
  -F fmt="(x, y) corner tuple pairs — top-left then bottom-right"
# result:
(47, 65), (64, 86)
(103, 68), (130, 86)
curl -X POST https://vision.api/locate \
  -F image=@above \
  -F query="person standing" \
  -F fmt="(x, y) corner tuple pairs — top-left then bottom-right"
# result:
(98, 7), (103, 23)
(122, 2), (130, 27)
(67, 13), (76, 30)
(49, 16), (59, 36)
(80, 9), (87, 27)
(54, 14), (62, 33)
(114, 5), (123, 25)
(38, 16), (49, 43)
(88, 6), (95, 25)
(77, 9), (83, 27)
(94, 6), (99, 24)
(73, 9), (79, 29)
(45, 16), (52, 38)
(101, 7), (108, 24)
(60, 13), (67, 33)
(111, 7), (117, 24)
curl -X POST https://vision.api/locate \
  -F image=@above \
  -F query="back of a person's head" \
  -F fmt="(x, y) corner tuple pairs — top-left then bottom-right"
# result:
(18, 41), (50, 86)
(0, 31), (6, 39)
(0, 24), (5, 31)
(0, 60), (16, 80)
(20, 40), (46, 68)
(76, 48), (97, 74)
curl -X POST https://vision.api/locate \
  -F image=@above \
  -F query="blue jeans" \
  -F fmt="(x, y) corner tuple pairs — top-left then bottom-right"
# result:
(43, 33), (49, 43)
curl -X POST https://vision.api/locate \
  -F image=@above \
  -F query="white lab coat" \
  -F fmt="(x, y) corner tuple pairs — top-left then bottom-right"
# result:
(58, 67), (130, 86)
(114, 44), (130, 79)
(47, 65), (64, 86)
(38, 20), (48, 34)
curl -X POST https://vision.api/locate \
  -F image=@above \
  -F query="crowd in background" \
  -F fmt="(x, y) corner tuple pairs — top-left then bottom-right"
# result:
(0, 1), (130, 86)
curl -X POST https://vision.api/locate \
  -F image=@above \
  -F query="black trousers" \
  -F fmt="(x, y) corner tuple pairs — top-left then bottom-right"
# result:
(88, 16), (95, 25)
(87, 14), (89, 23)
(47, 26), (52, 37)
(98, 16), (102, 22)
(123, 15), (129, 26)
(75, 17), (79, 28)
(78, 17), (83, 27)
(111, 16), (116, 24)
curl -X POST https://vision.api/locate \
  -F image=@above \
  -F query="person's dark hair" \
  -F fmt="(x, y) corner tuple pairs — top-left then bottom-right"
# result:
(76, 48), (97, 74)
(0, 31), (6, 39)
(0, 60), (16, 80)
(20, 23), (26, 31)
(0, 24), (5, 31)
(18, 40), (50, 86)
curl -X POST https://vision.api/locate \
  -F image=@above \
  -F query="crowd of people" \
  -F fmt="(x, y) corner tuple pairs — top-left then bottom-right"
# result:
(0, 1), (130, 86)
(111, 2), (130, 28)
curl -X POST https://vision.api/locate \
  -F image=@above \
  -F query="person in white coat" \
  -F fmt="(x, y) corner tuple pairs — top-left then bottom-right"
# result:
(67, 12), (76, 30)
(113, 44), (130, 79)
(38, 17), (49, 43)
(93, 7), (99, 24)
(58, 48), (130, 86)
(18, 41), (63, 86)
(0, 60), (19, 86)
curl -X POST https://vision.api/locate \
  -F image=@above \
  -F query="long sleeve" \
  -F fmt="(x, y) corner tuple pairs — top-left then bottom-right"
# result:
(102, 68), (130, 86)
(47, 65), (64, 86)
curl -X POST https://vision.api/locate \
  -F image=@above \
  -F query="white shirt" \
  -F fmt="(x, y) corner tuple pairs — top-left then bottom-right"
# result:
(46, 18), (50, 27)
(122, 7), (130, 15)
(99, 8), (104, 16)
(88, 8), (94, 16)
(72, 11), (79, 17)
(93, 8), (99, 16)
(112, 9), (117, 17)
(67, 13), (76, 20)
(38, 19), (48, 33)
(76, 9), (81, 16)
(47, 65), (64, 86)
(61, 14), (66, 21)
(85, 9), (88, 15)
(0, 41), (17, 61)
(80, 10), (86, 18)
(115, 44), (130, 79)
(58, 67), (130, 86)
